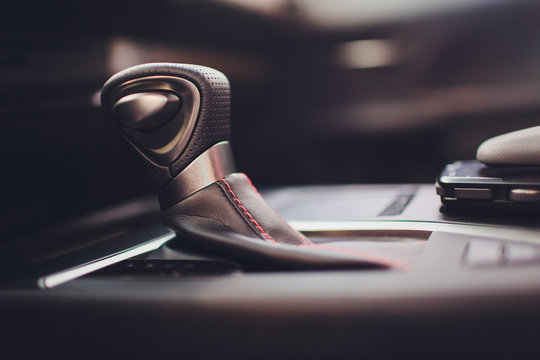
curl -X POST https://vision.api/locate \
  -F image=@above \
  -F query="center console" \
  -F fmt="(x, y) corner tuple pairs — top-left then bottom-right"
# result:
(4, 62), (540, 357)
(4, 183), (540, 358)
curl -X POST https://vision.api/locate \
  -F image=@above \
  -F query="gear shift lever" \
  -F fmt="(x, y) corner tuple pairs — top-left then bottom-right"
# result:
(101, 63), (399, 271)
(101, 63), (234, 197)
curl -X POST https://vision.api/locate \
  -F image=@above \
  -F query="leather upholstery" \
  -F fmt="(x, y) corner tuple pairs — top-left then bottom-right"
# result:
(163, 173), (395, 271)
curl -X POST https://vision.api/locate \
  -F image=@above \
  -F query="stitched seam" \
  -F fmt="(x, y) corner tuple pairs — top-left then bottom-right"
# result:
(290, 226), (311, 245)
(220, 179), (278, 244)
(220, 176), (408, 269)
(242, 173), (310, 245)
(310, 243), (410, 271)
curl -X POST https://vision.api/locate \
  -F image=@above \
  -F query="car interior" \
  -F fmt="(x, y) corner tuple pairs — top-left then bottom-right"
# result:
(3, 0), (540, 358)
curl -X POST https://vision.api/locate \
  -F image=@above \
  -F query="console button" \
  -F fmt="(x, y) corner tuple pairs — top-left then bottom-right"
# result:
(465, 240), (503, 267)
(504, 243), (540, 265)
(454, 188), (493, 200)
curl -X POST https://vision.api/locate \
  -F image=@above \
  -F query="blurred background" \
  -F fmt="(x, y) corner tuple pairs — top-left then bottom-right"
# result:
(2, 0), (540, 238)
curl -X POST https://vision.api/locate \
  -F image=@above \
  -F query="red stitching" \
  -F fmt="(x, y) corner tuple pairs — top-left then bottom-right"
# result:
(220, 179), (278, 244)
(242, 174), (310, 246)
(220, 176), (409, 270)
(290, 227), (311, 245)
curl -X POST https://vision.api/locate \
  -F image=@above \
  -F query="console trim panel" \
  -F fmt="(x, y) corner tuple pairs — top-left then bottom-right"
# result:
(292, 220), (540, 244)
(38, 231), (175, 289)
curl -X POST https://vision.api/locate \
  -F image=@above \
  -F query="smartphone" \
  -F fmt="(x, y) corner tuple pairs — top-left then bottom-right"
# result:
(436, 160), (540, 215)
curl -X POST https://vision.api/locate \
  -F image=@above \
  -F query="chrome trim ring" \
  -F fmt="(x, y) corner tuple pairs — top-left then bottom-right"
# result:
(158, 141), (236, 209)
(109, 75), (201, 166)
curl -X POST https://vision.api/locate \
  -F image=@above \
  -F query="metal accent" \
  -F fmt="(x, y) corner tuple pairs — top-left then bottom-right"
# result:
(454, 187), (493, 200)
(109, 76), (201, 166)
(509, 189), (540, 203)
(38, 231), (176, 289)
(290, 220), (540, 244)
(159, 141), (236, 210)
(113, 92), (181, 131)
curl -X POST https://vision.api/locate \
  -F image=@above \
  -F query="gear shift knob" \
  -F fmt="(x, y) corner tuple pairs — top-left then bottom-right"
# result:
(101, 63), (398, 271)
(101, 63), (235, 207)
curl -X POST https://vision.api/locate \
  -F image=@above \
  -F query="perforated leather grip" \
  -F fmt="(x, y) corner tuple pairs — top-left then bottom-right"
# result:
(101, 63), (231, 188)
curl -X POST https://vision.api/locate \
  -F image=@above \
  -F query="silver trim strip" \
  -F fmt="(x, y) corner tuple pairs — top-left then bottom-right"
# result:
(159, 141), (235, 209)
(290, 220), (540, 244)
(38, 232), (176, 289)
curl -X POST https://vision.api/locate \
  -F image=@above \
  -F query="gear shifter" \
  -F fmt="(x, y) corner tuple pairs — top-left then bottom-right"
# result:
(102, 63), (401, 271)
(101, 63), (233, 192)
